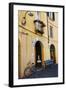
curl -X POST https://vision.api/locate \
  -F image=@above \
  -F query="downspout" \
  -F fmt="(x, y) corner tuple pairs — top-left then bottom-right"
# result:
(47, 12), (49, 44)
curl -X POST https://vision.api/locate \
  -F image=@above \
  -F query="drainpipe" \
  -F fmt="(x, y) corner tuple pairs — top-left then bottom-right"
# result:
(47, 12), (49, 44)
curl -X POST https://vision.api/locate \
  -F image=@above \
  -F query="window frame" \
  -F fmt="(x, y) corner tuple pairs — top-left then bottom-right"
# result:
(50, 26), (53, 38)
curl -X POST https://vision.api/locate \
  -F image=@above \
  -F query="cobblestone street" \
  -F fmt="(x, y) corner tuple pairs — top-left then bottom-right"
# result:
(24, 64), (58, 79)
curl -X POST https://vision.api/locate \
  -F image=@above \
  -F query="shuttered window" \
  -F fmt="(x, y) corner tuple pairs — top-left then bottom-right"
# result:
(47, 12), (55, 21)
(50, 26), (53, 38)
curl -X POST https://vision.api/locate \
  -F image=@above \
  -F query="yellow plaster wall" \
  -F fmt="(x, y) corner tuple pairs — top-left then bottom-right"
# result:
(18, 11), (58, 78)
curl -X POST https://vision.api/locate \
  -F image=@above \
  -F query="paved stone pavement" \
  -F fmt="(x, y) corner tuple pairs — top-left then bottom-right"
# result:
(24, 64), (58, 79)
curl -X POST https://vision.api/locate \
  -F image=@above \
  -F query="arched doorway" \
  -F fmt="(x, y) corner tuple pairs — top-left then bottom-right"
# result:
(35, 41), (43, 67)
(50, 44), (56, 63)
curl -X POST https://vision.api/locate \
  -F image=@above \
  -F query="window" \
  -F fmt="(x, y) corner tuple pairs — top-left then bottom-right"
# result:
(35, 11), (40, 20)
(50, 26), (53, 38)
(34, 11), (45, 34)
(34, 20), (45, 34)
(47, 12), (55, 21)
(35, 11), (40, 31)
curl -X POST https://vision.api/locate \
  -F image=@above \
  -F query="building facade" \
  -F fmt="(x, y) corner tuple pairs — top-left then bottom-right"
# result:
(18, 11), (58, 78)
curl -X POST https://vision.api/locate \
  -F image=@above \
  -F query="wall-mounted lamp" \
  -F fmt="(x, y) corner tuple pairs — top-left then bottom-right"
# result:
(21, 11), (33, 25)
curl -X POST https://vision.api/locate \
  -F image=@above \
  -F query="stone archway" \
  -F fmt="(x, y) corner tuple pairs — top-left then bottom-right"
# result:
(35, 41), (43, 68)
(50, 44), (56, 63)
